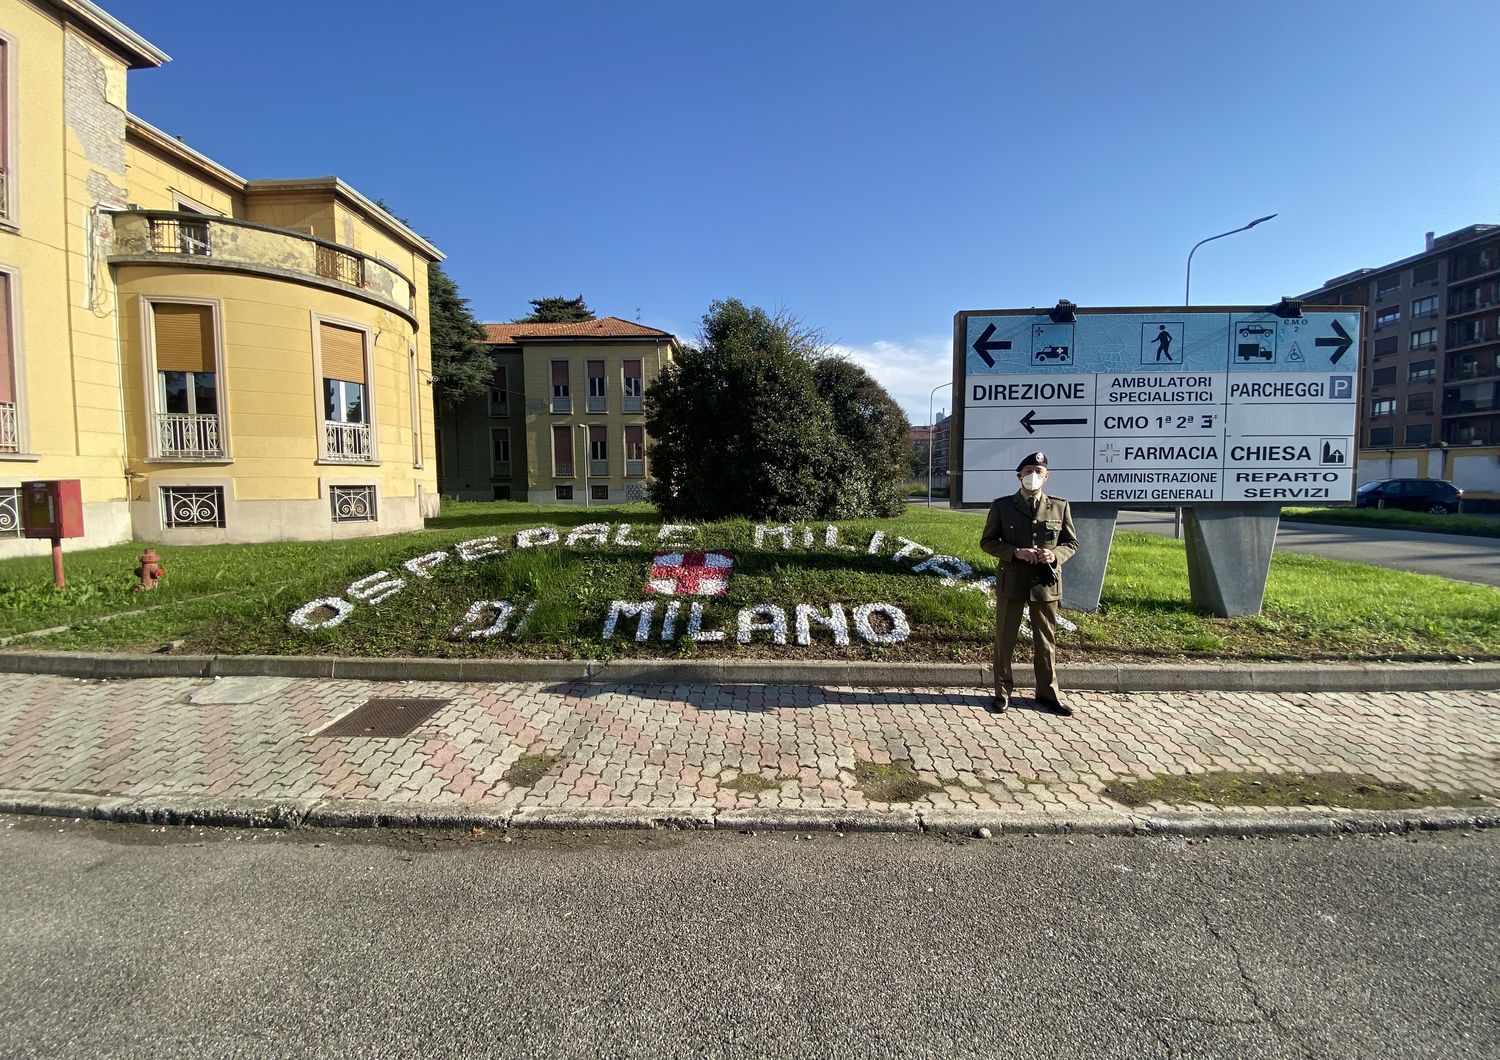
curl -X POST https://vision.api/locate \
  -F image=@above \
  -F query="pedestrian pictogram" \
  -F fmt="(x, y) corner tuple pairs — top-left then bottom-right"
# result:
(1140, 322), (1183, 365)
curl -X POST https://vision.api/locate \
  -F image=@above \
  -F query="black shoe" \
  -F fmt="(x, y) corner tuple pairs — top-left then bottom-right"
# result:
(987, 696), (1011, 714)
(1037, 696), (1073, 717)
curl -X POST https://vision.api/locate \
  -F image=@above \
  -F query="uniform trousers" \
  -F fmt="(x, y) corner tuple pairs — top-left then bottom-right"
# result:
(993, 595), (1061, 703)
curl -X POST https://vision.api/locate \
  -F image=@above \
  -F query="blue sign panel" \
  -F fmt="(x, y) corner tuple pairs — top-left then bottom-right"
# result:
(956, 308), (1362, 507)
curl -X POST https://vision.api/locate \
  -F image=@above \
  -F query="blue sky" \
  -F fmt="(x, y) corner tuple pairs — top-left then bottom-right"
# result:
(108, 0), (1500, 423)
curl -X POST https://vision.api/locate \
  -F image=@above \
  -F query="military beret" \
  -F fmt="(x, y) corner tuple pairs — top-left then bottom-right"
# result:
(1016, 451), (1048, 473)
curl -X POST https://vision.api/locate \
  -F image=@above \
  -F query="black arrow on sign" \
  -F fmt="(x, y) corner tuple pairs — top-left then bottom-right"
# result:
(1020, 409), (1089, 435)
(1315, 320), (1354, 364)
(972, 323), (1012, 367)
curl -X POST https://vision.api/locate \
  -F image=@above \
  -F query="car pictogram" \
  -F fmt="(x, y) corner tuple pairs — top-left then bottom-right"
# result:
(1034, 345), (1071, 362)
(1238, 323), (1274, 337)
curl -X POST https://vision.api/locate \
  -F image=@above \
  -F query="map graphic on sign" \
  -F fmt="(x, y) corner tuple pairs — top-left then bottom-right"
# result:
(645, 551), (734, 596)
(953, 305), (1362, 507)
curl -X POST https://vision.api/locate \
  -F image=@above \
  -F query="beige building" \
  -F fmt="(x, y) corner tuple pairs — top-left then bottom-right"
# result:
(0, 0), (442, 556)
(437, 319), (678, 504)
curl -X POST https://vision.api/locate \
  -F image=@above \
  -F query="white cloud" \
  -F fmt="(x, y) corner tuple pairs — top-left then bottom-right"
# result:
(824, 336), (955, 425)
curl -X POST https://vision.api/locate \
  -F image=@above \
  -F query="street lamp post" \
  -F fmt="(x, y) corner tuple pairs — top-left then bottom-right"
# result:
(1185, 214), (1277, 307)
(1178, 214), (1276, 537)
(928, 381), (951, 507)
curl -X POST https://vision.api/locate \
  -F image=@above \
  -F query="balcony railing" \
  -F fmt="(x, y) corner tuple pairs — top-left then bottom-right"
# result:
(156, 412), (223, 458)
(150, 216), (211, 256)
(324, 421), (373, 462)
(554, 461), (574, 477)
(0, 401), (17, 453)
(587, 393), (606, 413)
(623, 394), (643, 413)
(552, 394), (571, 413)
(625, 458), (644, 477)
(315, 244), (365, 287)
(0, 167), (9, 219)
(112, 211), (414, 317)
(589, 458), (608, 476)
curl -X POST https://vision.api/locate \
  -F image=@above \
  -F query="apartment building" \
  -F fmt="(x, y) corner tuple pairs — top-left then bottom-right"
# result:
(1299, 224), (1500, 451)
(436, 318), (678, 503)
(0, 0), (442, 556)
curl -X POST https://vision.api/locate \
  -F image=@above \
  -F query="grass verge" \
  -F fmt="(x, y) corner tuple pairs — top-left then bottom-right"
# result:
(1101, 770), (1492, 810)
(1, 499), (1497, 662)
(1282, 506), (1500, 537)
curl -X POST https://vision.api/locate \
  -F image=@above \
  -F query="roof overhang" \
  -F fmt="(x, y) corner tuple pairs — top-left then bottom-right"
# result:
(41, 0), (169, 68)
(126, 114), (247, 190)
(243, 177), (444, 262)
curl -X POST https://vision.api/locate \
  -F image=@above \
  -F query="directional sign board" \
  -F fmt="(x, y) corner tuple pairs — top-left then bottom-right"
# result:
(953, 306), (1362, 507)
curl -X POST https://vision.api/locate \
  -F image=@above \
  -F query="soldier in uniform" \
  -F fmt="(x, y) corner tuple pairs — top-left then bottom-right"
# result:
(979, 452), (1079, 715)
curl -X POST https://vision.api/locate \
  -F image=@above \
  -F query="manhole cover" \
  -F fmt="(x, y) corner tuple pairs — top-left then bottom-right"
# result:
(315, 698), (449, 738)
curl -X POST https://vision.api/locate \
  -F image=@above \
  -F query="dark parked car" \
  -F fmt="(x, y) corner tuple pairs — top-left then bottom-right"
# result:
(1355, 477), (1464, 514)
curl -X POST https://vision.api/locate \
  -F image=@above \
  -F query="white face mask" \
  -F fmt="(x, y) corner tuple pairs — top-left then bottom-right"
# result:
(1021, 472), (1045, 492)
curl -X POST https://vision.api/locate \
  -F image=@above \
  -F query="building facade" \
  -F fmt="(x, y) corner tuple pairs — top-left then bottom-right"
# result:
(0, 0), (442, 556)
(1299, 224), (1500, 451)
(436, 318), (677, 504)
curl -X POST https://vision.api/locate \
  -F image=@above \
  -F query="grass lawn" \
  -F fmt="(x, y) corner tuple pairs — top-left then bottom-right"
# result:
(1, 500), (1497, 662)
(1282, 505), (1500, 538)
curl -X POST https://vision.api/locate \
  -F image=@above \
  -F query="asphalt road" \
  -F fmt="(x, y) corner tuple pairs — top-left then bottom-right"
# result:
(1114, 510), (1500, 586)
(911, 500), (1500, 586)
(1, 819), (1495, 1059)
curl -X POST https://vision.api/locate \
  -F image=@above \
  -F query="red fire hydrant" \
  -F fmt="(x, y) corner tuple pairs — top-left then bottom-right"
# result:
(134, 548), (165, 591)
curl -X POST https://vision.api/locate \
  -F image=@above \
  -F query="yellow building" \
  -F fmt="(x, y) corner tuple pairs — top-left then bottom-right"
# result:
(0, 0), (442, 556)
(436, 319), (678, 504)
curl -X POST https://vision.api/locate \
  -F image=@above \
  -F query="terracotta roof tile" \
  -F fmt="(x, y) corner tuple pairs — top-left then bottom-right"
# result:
(481, 317), (675, 345)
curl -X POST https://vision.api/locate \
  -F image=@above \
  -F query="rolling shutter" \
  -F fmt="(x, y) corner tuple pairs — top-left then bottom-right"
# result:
(320, 322), (365, 383)
(153, 303), (214, 373)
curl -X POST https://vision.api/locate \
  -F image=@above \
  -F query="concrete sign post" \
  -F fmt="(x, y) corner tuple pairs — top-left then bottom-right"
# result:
(952, 303), (1362, 616)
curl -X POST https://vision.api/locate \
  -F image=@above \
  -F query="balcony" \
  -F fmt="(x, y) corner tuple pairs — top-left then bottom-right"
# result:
(156, 412), (223, 458)
(323, 421), (373, 462)
(624, 393), (643, 413)
(625, 458), (645, 477)
(589, 458), (608, 477)
(0, 401), (17, 453)
(552, 394), (571, 414)
(554, 461), (574, 478)
(111, 211), (416, 322)
(586, 393), (606, 413)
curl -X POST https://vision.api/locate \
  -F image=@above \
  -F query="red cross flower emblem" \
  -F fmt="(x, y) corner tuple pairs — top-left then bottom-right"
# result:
(645, 551), (734, 597)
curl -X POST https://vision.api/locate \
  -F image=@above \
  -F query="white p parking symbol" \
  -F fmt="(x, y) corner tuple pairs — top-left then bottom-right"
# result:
(1329, 376), (1353, 400)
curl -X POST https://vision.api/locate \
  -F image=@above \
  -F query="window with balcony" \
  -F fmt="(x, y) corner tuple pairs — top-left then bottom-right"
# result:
(624, 424), (645, 477)
(1410, 328), (1437, 351)
(488, 364), (508, 417)
(491, 427), (510, 473)
(1374, 306), (1401, 329)
(587, 360), (606, 412)
(319, 321), (372, 463)
(1404, 423), (1433, 445)
(1407, 391), (1434, 414)
(315, 244), (365, 287)
(1371, 398), (1395, 417)
(1373, 336), (1398, 357)
(0, 271), (19, 454)
(552, 424), (573, 477)
(551, 360), (571, 413)
(0, 39), (12, 228)
(1412, 295), (1439, 318)
(1452, 355), (1482, 379)
(150, 214), (211, 256)
(1376, 275), (1402, 298)
(588, 424), (607, 476)
(1368, 426), (1394, 446)
(151, 302), (222, 458)
(1372, 366), (1396, 387)
(1450, 243), (1499, 282)
(1408, 359), (1436, 383)
(623, 359), (643, 412)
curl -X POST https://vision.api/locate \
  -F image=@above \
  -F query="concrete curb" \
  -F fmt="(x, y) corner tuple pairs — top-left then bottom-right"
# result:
(3, 788), (1496, 838)
(1, 650), (1497, 692)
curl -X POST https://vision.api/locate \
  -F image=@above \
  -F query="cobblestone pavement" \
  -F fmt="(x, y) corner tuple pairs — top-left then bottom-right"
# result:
(0, 674), (1497, 818)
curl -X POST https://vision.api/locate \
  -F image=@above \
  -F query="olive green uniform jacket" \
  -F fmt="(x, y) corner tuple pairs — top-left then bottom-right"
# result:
(979, 491), (1079, 602)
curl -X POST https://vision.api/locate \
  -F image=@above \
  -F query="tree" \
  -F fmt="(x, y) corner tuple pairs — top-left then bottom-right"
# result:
(427, 263), (493, 403)
(520, 295), (595, 323)
(811, 356), (912, 516)
(646, 299), (908, 520)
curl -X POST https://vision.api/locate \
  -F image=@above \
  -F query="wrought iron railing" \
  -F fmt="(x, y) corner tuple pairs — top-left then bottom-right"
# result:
(315, 244), (365, 287)
(554, 461), (574, 477)
(0, 401), (17, 453)
(625, 459), (645, 477)
(161, 486), (224, 528)
(324, 421), (373, 462)
(0, 167), (8, 220)
(552, 394), (572, 413)
(150, 216), (211, 256)
(156, 412), (223, 457)
(590, 458), (608, 476)
(587, 393), (606, 413)
(623, 392), (643, 413)
(0, 487), (19, 537)
(330, 484), (377, 522)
